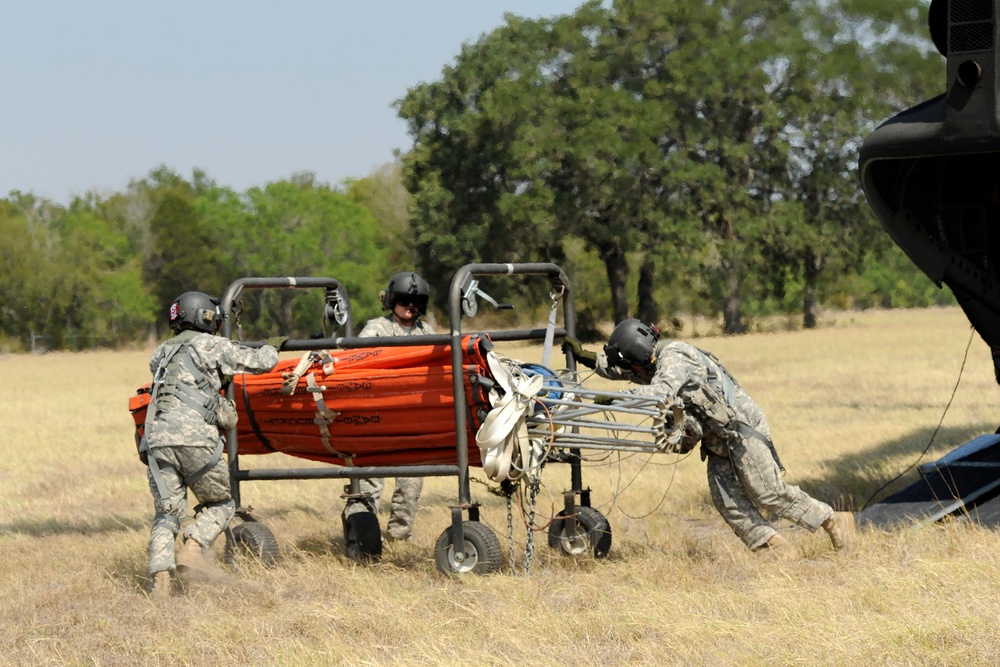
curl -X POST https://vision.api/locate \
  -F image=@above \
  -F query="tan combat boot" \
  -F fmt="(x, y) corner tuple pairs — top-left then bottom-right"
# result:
(150, 571), (171, 601)
(176, 538), (211, 577)
(822, 512), (856, 552)
(764, 533), (800, 562)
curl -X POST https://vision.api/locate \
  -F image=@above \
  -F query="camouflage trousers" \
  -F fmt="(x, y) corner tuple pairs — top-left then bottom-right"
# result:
(146, 444), (235, 574)
(706, 431), (833, 551)
(344, 476), (424, 540)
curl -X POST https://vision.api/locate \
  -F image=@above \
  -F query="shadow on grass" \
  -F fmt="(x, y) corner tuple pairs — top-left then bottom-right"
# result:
(793, 421), (998, 512)
(238, 502), (327, 521)
(0, 514), (146, 536)
(293, 532), (341, 557)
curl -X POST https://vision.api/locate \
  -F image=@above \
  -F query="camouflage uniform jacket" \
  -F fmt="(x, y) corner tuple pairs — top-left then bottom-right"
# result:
(596, 339), (764, 456)
(358, 314), (436, 338)
(145, 331), (279, 450)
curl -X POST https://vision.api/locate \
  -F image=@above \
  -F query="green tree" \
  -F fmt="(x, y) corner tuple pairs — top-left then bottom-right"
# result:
(343, 163), (416, 268)
(145, 189), (228, 335)
(53, 196), (157, 345)
(0, 196), (57, 348)
(397, 0), (941, 333)
(397, 14), (565, 316)
(224, 173), (388, 336)
(758, 0), (941, 328)
(398, 4), (700, 326)
(114, 166), (227, 336)
(0, 191), (156, 349)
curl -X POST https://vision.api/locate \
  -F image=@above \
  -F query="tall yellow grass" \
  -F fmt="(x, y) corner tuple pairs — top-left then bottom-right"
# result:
(2, 306), (999, 666)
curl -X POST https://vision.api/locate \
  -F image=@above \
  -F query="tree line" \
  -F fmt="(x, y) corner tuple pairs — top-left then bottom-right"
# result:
(0, 167), (407, 351)
(398, 0), (951, 336)
(0, 0), (953, 352)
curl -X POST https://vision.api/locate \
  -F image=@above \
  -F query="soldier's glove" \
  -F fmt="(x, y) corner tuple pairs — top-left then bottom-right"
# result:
(267, 335), (290, 351)
(593, 394), (617, 406)
(679, 414), (704, 452)
(562, 336), (597, 369)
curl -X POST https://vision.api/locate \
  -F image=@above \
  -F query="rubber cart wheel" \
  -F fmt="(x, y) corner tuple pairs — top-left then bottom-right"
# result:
(343, 511), (383, 564)
(547, 506), (612, 558)
(226, 520), (280, 566)
(434, 521), (502, 575)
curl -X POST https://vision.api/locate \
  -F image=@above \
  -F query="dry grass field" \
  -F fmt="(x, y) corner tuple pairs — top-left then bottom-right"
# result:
(3, 306), (1000, 666)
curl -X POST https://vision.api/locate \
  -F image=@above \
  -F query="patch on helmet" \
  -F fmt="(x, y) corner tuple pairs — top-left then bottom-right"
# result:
(169, 302), (180, 321)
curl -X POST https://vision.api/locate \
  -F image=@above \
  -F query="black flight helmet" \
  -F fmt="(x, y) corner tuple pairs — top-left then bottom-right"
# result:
(382, 271), (430, 315)
(604, 318), (661, 372)
(169, 291), (224, 334)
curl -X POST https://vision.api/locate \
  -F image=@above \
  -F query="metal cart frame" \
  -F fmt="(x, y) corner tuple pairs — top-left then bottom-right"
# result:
(218, 263), (603, 574)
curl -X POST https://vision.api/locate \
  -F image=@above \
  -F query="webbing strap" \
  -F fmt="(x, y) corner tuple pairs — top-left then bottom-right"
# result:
(691, 345), (739, 405)
(170, 383), (218, 423)
(732, 421), (785, 473)
(147, 331), (218, 425)
(144, 340), (189, 435)
(186, 437), (225, 483)
(690, 345), (785, 472)
(305, 373), (351, 464)
(241, 377), (277, 453)
(146, 437), (224, 502)
(540, 291), (560, 368)
(143, 333), (227, 497)
(282, 351), (316, 396)
(147, 451), (171, 501)
(476, 353), (543, 482)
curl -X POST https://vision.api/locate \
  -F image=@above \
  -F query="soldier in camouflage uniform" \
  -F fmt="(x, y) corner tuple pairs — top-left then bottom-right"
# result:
(143, 291), (280, 600)
(564, 319), (855, 561)
(343, 271), (435, 541)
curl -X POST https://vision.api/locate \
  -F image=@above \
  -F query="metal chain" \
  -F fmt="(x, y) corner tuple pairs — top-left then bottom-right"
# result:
(506, 493), (516, 574)
(524, 478), (540, 573)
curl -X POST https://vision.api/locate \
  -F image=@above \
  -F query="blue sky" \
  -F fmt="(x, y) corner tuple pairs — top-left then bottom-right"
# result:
(1, 1), (583, 204)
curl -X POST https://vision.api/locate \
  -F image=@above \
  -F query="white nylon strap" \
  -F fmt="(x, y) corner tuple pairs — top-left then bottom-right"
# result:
(475, 353), (544, 482)
(282, 350), (317, 395)
(540, 294), (559, 369)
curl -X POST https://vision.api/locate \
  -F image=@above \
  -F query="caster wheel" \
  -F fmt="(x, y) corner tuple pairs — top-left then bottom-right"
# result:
(225, 520), (280, 566)
(547, 506), (611, 558)
(434, 521), (502, 575)
(343, 510), (383, 563)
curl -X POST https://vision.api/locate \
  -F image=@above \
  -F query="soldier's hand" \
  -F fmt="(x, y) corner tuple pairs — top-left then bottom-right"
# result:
(562, 336), (584, 356)
(563, 336), (597, 369)
(267, 335), (290, 351)
(593, 394), (617, 406)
